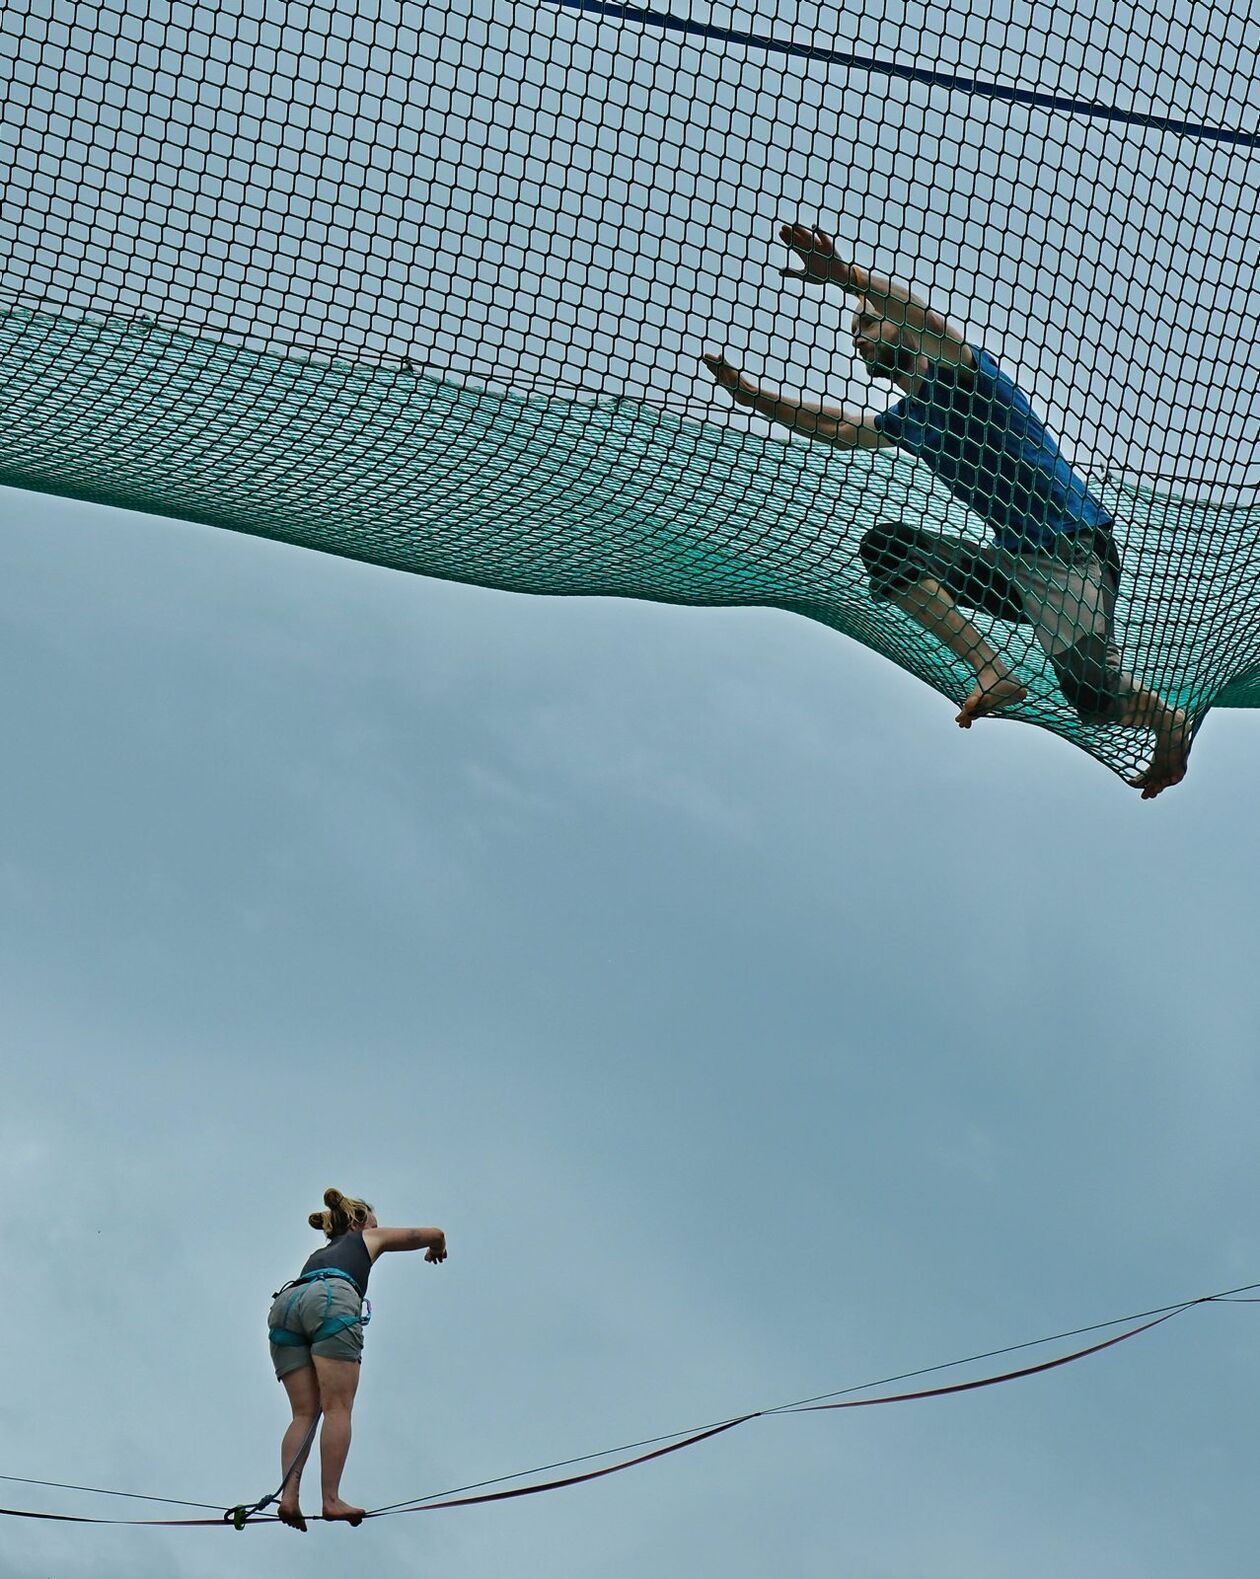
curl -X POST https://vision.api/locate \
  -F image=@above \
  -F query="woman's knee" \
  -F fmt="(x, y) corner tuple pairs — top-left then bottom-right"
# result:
(312, 1355), (362, 1410)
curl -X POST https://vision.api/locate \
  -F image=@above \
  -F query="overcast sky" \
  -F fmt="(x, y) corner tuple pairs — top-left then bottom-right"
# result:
(5, 478), (1260, 1579)
(3, 0), (1260, 1575)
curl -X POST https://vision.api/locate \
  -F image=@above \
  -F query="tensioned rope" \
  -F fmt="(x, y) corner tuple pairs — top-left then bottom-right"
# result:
(1, 0), (1258, 791)
(545, 0), (1260, 150)
(2, 1280), (1254, 1529)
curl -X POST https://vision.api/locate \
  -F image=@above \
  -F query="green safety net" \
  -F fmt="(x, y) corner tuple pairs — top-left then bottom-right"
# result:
(1, 0), (1257, 786)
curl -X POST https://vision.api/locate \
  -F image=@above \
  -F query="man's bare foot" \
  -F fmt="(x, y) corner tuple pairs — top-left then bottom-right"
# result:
(277, 1502), (307, 1532)
(956, 669), (1028, 728)
(1133, 707), (1190, 799)
(322, 1498), (366, 1525)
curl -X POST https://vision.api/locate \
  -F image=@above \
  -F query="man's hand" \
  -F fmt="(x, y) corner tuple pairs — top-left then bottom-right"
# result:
(425, 1237), (447, 1263)
(779, 223), (853, 288)
(702, 351), (760, 408)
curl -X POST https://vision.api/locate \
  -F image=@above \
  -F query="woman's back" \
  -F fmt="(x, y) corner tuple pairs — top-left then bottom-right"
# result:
(299, 1230), (373, 1296)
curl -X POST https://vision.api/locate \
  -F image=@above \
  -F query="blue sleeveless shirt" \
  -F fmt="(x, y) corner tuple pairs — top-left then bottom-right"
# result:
(872, 345), (1113, 551)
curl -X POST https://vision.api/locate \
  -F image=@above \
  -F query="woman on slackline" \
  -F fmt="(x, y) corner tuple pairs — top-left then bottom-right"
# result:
(267, 1186), (447, 1529)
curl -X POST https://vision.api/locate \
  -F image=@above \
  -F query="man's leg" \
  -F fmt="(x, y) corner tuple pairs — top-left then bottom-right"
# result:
(1020, 533), (1189, 797)
(1056, 638), (1189, 797)
(860, 522), (1028, 725)
(1117, 686), (1190, 799)
(891, 576), (1029, 725)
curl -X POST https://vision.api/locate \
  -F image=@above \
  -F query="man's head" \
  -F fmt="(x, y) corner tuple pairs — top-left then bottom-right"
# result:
(851, 299), (920, 381)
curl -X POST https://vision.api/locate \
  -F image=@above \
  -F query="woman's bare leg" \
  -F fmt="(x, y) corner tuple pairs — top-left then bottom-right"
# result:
(312, 1355), (365, 1524)
(278, 1365), (322, 1531)
(893, 576), (1027, 724)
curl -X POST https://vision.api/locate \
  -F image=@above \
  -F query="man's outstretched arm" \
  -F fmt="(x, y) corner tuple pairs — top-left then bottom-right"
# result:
(781, 223), (975, 370)
(702, 352), (894, 448)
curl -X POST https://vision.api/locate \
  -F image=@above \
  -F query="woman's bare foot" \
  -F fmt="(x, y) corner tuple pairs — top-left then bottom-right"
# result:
(955, 668), (1028, 727)
(1133, 706), (1191, 799)
(277, 1501), (307, 1532)
(322, 1498), (366, 1525)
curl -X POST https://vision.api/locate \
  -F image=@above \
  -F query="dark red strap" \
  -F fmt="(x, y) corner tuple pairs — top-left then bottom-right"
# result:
(787, 1311), (1179, 1413)
(0, 1422), (753, 1526)
(382, 1416), (756, 1516)
(0, 1308), (1189, 1528)
(0, 1506), (239, 1526)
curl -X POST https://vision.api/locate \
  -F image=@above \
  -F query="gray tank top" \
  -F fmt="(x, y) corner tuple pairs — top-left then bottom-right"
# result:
(300, 1231), (372, 1296)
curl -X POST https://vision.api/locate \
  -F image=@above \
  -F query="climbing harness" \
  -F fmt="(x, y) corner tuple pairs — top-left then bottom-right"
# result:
(267, 1266), (372, 1351)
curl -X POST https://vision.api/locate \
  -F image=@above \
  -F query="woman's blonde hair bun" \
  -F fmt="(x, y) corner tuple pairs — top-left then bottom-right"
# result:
(309, 1187), (373, 1238)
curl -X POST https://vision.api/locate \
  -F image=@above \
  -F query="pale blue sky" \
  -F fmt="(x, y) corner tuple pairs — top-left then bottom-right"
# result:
(3, 0), (1260, 1573)
(4, 484), (1260, 1579)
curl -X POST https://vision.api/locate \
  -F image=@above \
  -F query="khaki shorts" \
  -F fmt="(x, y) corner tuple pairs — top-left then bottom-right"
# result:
(268, 1278), (365, 1379)
(860, 521), (1129, 722)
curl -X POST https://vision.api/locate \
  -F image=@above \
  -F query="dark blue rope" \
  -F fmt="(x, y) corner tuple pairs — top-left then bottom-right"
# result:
(543, 0), (1260, 152)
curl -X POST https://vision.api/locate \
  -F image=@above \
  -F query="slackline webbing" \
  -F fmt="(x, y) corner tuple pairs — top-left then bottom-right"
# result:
(2, 1281), (1253, 1529)
(1, 0), (1258, 790)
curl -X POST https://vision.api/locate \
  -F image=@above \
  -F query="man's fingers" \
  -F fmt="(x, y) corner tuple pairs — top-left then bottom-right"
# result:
(701, 354), (763, 409)
(780, 222), (833, 255)
(779, 223), (814, 257)
(701, 353), (744, 393)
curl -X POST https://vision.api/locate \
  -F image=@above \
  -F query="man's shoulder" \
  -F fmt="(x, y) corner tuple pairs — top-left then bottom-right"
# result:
(944, 345), (1029, 413)
(929, 343), (999, 385)
(967, 344), (1008, 384)
(872, 391), (912, 433)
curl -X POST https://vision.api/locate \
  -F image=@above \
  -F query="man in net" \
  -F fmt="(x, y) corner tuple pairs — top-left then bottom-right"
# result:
(703, 223), (1189, 798)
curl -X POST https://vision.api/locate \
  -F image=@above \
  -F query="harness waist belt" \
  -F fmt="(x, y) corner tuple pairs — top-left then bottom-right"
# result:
(271, 1265), (365, 1299)
(268, 1267), (372, 1348)
(298, 1266), (364, 1295)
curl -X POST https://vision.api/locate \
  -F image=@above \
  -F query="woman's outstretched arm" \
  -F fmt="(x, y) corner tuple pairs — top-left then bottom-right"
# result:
(363, 1225), (448, 1263)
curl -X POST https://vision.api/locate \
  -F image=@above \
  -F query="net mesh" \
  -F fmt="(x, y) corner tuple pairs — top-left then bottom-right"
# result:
(2, 0), (1257, 785)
